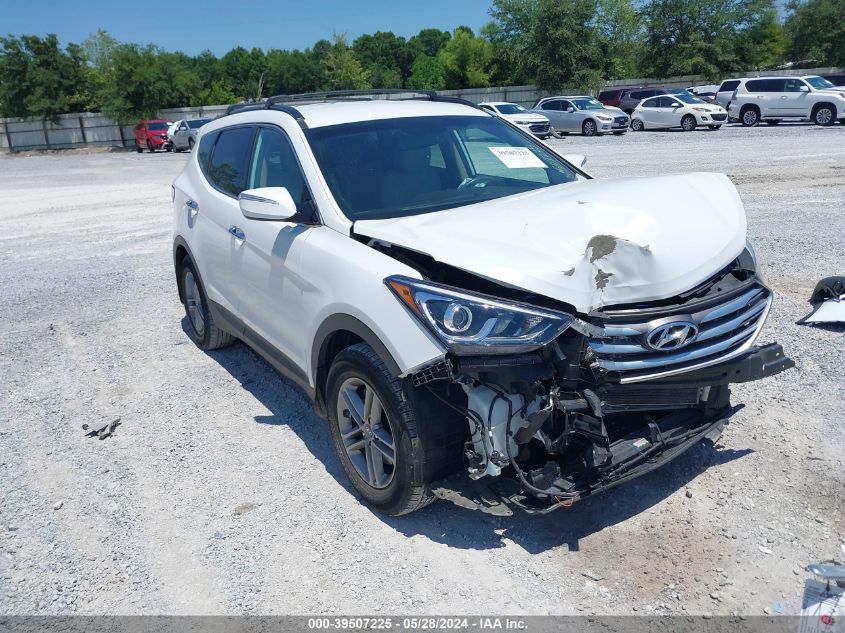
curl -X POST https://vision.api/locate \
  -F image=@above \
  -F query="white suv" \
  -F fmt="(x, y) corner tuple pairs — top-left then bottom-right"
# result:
(173, 90), (792, 516)
(728, 75), (845, 126)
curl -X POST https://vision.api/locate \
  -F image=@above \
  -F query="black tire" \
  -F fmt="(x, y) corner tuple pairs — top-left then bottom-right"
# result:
(740, 106), (760, 127)
(681, 114), (697, 132)
(582, 119), (598, 137)
(813, 104), (835, 126)
(178, 257), (236, 350)
(188, 137), (195, 151)
(136, 145), (143, 153)
(630, 118), (644, 131)
(147, 140), (155, 153)
(326, 343), (443, 516)
(765, 120), (781, 126)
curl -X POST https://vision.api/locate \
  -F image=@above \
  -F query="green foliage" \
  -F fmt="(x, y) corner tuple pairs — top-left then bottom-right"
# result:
(438, 28), (493, 88)
(323, 34), (370, 90)
(785, 0), (845, 65)
(353, 31), (411, 87)
(407, 54), (447, 90)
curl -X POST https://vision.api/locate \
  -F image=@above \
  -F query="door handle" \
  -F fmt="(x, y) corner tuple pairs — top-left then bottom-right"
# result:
(186, 199), (199, 218)
(228, 225), (245, 241)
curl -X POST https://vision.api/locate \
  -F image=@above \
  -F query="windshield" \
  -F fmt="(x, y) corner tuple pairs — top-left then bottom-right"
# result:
(674, 92), (705, 104)
(571, 98), (605, 110)
(495, 104), (526, 115)
(147, 122), (168, 131)
(806, 76), (835, 89)
(308, 115), (579, 221)
(188, 119), (210, 129)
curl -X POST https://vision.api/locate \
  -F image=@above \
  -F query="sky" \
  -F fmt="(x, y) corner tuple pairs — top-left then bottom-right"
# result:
(1, 0), (495, 55)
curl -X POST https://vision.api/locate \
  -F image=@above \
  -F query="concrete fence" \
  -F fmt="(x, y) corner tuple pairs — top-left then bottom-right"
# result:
(2, 66), (842, 152)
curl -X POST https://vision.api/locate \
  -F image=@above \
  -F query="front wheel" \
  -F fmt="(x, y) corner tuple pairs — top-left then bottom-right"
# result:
(188, 137), (195, 151)
(630, 118), (644, 131)
(681, 115), (697, 132)
(814, 105), (835, 126)
(327, 343), (435, 516)
(582, 119), (597, 136)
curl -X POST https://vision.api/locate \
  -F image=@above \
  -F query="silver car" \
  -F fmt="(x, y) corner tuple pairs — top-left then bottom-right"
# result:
(170, 118), (211, 151)
(531, 96), (629, 136)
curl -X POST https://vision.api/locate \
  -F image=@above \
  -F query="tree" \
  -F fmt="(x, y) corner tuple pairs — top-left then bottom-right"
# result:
(489, 0), (603, 90)
(438, 28), (493, 88)
(352, 31), (411, 87)
(785, 0), (845, 65)
(407, 54), (447, 89)
(408, 28), (452, 57)
(0, 34), (88, 119)
(323, 34), (370, 90)
(595, 0), (643, 79)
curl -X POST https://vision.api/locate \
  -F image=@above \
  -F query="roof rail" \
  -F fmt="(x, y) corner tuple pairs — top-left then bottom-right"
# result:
(220, 89), (481, 128)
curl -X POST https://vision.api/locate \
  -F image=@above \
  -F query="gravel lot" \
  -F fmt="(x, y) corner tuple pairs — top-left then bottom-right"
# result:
(1, 122), (843, 616)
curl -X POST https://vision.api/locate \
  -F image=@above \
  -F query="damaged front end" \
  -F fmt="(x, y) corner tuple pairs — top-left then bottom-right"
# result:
(390, 259), (794, 514)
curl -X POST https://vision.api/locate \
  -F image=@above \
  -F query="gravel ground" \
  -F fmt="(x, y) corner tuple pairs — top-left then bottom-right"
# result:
(0, 122), (843, 617)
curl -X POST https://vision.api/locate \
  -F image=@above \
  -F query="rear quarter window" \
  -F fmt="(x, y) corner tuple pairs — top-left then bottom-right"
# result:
(205, 127), (256, 196)
(719, 80), (740, 92)
(197, 130), (219, 175)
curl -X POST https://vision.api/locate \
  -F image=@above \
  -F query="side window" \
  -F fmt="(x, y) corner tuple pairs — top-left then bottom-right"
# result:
(247, 128), (307, 207)
(480, 105), (496, 113)
(641, 97), (658, 108)
(719, 80), (740, 92)
(746, 79), (764, 93)
(559, 100), (573, 111)
(767, 79), (786, 92)
(628, 91), (642, 100)
(207, 126), (255, 196)
(784, 78), (804, 92)
(541, 100), (560, 111)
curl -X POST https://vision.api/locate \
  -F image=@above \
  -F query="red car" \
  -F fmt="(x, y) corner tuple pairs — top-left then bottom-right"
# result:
(134, 120), (171, 153)
(597, 86), (644, 109)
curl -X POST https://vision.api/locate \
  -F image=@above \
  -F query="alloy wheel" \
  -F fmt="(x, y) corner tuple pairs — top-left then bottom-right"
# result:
(336, 377), (396, 489)
(631, 118), (644, 131)
(815, 107), (833, 126)
(184, 270), (206, 337)
(682, 116), (696, 131)
(583, 120), (596, 136)
(742, 109), (758, 126)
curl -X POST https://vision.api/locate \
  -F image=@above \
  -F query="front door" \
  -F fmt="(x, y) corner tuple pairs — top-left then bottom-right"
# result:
(236, 126), (316, 370)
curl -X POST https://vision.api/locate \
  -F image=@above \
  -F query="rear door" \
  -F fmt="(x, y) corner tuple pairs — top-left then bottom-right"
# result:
(193, 125), (256, 317)
(538, 99), (566, 129)
(638, 97), (661, 127)
(758, 79), (787, 116)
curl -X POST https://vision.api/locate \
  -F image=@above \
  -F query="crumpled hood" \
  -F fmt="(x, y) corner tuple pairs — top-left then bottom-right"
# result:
(354, 172), (747, 314)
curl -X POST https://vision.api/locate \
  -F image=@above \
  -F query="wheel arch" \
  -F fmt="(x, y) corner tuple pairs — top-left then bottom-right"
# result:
(312, 315), (403, 418)
(173, 236), (196, 303)
(811, 101), (836, 117)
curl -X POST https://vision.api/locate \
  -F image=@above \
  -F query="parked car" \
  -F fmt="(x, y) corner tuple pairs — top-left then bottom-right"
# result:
(478, 102), (551, 138)
(715, 79), (745, 109)
(822, 73), (845, 88)
(687, 84), (720, 103)
(531, 95), (629, 136)
(134, 120), (171, 153)
(728, 75), (845, 126)
(631, 92), (728, 131)
(170, 118), (211, 151)
(617, 88), (687, 114)
(597, 86), (643, 109)
(172, 92), (792, 516)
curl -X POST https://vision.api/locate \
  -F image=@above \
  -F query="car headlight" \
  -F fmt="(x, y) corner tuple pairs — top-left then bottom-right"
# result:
(595, 114), (612, 121)
(692, 107), (712, 112)
(739, 240), (766, 284)
(386, 276), (574, 355)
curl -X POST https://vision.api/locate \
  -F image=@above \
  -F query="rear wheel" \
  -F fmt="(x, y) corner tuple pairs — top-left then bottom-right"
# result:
(630, 118), (644, 131)
(582, 119), (597, 136)
(681, 115), (697, 131)
(813, 105), (835, 126)
(178, 257), (235, 350)
(327, 343), (436, 516)
(740, 106), (760, 127)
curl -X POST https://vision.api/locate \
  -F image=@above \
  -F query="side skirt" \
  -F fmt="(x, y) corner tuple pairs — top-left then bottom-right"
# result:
(207, 299), (316, 404)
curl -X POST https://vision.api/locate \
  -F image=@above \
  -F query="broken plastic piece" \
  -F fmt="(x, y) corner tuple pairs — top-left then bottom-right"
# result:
(799, 276), (845, 324)
(82, 417), (121, 440)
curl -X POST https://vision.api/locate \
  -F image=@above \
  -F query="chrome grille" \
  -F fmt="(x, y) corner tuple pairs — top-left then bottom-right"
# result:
(588, 284), (772, 383)
(613, 116), (628, 126)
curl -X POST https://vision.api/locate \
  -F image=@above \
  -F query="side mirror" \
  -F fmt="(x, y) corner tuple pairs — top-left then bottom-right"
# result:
(799, 85), (810, 92)
(239, 187), (297, 221)
(562, 154), (588, 168)
(567, 106), (575, 113)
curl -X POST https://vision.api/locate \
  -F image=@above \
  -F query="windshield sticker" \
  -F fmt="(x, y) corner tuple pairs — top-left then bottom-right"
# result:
(488, 146), (546, 169)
